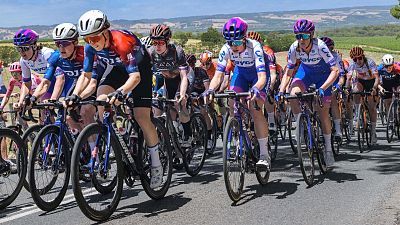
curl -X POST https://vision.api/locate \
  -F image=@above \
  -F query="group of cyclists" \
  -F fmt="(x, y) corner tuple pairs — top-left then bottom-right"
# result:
(0, 9), (399, 220)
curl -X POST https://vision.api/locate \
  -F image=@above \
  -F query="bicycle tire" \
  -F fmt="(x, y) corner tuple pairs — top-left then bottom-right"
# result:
(28, 125), (70, 211)
(222, 116), (245, 202)
(0, 129), (26, 210)
(387, 101), (396, 143)
(206, 110), (218, 155)
(71, 123), (123, 221)
(287, 108), (297, 154)
(296, 114), (315, 186)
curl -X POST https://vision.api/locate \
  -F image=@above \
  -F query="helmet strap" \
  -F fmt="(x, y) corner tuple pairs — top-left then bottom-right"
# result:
(28, 46), (38, 61)
(67, 45), (77, 60)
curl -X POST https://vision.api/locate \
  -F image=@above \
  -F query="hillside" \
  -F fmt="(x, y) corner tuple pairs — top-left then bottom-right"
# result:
(0, 5), (397, 40)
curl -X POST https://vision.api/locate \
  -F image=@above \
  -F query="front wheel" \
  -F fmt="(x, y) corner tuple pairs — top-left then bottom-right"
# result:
(183, 113), (207, 177)
(296, 114), (315, 186)
(222, 116), (245, 202)
(386, 101), (397, 143)
(71, 123), (123, 221)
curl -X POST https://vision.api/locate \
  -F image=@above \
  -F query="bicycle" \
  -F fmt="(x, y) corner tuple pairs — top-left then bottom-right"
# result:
(351, 91), (375, 153)
(150, 95), (207, 177)
(71, 99), (172, 221)
(386, 91), (400, 143)
(285, 90), (328, 186)
(0, 128), (26, 209)
(215, 90), (270, 202)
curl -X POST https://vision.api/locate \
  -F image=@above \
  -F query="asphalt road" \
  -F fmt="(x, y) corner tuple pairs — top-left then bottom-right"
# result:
(2, 123), (400, 225)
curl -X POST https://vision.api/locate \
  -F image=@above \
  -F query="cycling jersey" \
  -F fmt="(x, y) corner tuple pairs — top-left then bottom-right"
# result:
(347, 57), (377, 80)
(378, 63), (400, 98)
(45, 46), (85, 97)
(20, 47), (63, 83)
(5, 75), (41, 98)
(217, 39), (267, 73)
(263, 45), (276, 71)
(287, 38), (336, 74)
(201, 61), (217, 80)
(188, 67), (209, 93)
(84, 30), (145, 77)
(332, 51), (345, 78)
(148, 43), (187, 79)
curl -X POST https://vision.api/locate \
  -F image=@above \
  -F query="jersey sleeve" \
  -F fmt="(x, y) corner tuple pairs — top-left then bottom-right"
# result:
(318, 41), (336, 67)
(44, 51), (60, 81)
(5, 78), (16, 97)
(20, 58), (32, 82)
(347, 62), (356, 77)
(287, 42), (298, 70)
(217, 44), (230, 72)
(335, 54), (345, 77)
(83, 44), (96, 73)
(175, 46), (187, 71)
(253, 41), (266, 73)
(368, 58), (378, 73)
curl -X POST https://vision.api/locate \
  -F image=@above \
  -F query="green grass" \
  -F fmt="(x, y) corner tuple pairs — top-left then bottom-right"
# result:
(332, 36), (400, 53)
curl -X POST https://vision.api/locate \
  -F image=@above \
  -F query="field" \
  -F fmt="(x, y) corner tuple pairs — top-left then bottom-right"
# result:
(330, 36), (400, 53)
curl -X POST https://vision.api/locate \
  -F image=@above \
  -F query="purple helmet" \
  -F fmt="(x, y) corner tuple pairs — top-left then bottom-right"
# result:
(13, 29), (39, 46)
(293, 19), (315, 34)
(222, 17), (248, 41)
(319, 36), (334, 48)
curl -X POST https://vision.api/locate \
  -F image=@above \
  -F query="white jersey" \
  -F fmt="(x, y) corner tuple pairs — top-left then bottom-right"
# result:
(20, 47), (59, 82)
(332, 51), (345, 77)
(347, 57), (377, 80)
(287, 38), (336, 73)
(216, 39), (267, 73)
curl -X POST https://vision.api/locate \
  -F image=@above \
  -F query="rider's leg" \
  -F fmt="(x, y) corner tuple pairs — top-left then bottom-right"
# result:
(330, 95), (341, 137)
(264, 99), (276, 131)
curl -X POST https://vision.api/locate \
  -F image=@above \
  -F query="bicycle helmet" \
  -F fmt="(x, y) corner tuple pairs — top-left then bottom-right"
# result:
(293, 19), (315, 34)
(222, 17), (248, 41)
(13, 29), (39, 46)
(150, 24), (172, 41)
(382, 54), (394, 66)
(9, 62), (21, 72)
(77, 10), (110, 36)
(53, 23), (79, 40)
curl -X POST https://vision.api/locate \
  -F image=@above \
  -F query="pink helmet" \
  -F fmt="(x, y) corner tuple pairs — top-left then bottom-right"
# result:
(293, 19), (315, 34)
(222, 17), (248, 41)
(13, 29), (39, 46)
(9, 62), (21, 72)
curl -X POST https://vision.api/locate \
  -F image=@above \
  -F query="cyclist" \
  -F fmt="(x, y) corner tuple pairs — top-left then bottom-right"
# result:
(346, 46), (379, 144)
(186, 54), (214, 148)
(377, 54), (400, 117)
(204, 17), (271, 169)
(72, 10), (163, 188)
(30, 23), (96, 134)
(12, 29), (64, 110)
(147, 24), (192, 147)
(247, 31), (279, 132)
(320, 36), (345, 139)
(278, 19), (339, 167)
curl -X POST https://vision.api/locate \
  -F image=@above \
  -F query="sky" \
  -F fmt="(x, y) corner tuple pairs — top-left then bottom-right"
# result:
(0, 0), (397, 27)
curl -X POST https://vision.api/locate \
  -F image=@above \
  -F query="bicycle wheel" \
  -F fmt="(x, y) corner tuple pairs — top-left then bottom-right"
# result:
(183, 113), (207, 177)
(387, 101), (396, 143)
(357, 105), (367, 153)
(270, 128), (278, 162)
(296, 114), (315, 186)
(206, 110), (218, 155)
(365, 108), (372, 147)
(331, 120), (341, 157)
(21, 124), (42, 192)
(138, 117), (173, 200)
(28, 125), (70, 211)
(315, 118), (327, 174)
(223, 116), (245, 202)
(278, 107), (288, 141)
(287, 108), (297, 154)
(71, 123), (123, 221)
(255, 140), (271, 186)
(0, 129), (26, 210)
(379, 99), (386, 126)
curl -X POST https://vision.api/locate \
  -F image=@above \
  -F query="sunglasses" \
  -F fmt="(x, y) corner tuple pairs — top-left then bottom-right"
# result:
(152, 40), (166, 46)
(384, 64), (393, 68)
(352, 56), (364, 62)
(15, 46), (32, 53)
(227, 40), (244, 47)
(295, 33), (311, 40)
(11, 72), (21, 77)
(55, 40), (74, 48)
(83, 33), (103, 44)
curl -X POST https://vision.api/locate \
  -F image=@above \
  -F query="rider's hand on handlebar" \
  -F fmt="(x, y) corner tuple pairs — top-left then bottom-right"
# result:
(250, 86), (261, 101)
(318, 88), (325, 98)
(202, 89), (215, 104)
(107, 90), (125, 105)
(64, 94), (81, 107)
(275, 92), (284, 102)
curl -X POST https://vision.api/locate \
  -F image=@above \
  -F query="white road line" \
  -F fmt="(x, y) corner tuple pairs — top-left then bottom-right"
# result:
(0, 188), (100, 224)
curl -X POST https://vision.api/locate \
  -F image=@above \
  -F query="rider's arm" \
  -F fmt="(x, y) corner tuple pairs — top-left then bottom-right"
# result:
(18, 59), (32, 105)
(0, 79), (15, 109)
(73, 45), (96, 97)
(218, 73), (230, 93)
(80, 78), (98, 99)
(319, 42), (339, 90)
(32, 79), (51, 99)
(50, 75), (65, 100)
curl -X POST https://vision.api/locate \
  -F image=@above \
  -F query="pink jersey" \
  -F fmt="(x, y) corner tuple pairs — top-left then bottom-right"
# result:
(6, 75), (41, 97)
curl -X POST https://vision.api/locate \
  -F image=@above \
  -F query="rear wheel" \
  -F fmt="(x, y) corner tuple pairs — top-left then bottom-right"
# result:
(387, 101), (397, 143)
(287, 108), (297, 154)
(357, 105), (367, 153)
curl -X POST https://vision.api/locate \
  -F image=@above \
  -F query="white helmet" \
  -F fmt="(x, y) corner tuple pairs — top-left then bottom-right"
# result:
(382, 54), (394, 66)
(52, 23), (79, 40)
(140, 36), (152, 49)
(77, 10), (110, 36)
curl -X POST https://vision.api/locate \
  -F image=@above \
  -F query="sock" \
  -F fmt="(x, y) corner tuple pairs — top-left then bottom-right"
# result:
(148, 144), (161, 167)
(334, 119), (341, 135)
(258, 137), (269, 157)
(182, 122), (192, 138)
(268, 112), (275, 125)
(323, 134), (332, 153)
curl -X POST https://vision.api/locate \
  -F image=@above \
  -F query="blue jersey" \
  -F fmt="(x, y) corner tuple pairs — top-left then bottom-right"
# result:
(45, 46), (85, 96)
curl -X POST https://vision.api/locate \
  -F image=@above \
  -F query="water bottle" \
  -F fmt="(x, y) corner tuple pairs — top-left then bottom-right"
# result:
(129, 131), (138, 156)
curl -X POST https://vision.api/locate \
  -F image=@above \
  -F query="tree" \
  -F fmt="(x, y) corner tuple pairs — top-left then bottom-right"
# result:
(200, 27), (225, 53)
(391, 1), (400, 19)
(173, 31), (192, 47)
